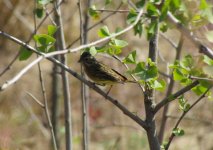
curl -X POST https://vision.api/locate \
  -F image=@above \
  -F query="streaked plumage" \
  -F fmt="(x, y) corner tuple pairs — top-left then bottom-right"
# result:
(78, 52), (129, 86)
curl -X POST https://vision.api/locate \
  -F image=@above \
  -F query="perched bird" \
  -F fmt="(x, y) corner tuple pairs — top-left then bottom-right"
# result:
(78, 52), (134, 86)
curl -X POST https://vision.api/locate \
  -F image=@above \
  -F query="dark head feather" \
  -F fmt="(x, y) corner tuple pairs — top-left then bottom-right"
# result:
(79, 52), (92, 62)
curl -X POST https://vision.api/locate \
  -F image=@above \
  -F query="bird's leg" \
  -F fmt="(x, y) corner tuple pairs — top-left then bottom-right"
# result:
(106, 85), (113, 97)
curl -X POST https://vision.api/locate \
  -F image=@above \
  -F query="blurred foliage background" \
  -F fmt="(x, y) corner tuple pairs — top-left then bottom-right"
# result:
(0, 0), (213, 150)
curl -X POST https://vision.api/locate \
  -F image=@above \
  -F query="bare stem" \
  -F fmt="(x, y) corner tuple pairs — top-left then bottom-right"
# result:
(54, 0), (72, 149)
(165, 87), (212, 150)
(158, 34), (184, 143)
(154, 80), (200, 113)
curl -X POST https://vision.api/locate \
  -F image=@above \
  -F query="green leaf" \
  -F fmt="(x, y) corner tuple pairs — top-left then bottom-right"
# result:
(161, 141), (168, 150)
(112, 39), (128, 48)
(172, 68), (182, 80)
(172, 128), (185, 136)
(170, 0), (181, 11)
(127, 10), (137, 24)
(150, 79), (166, 91)
(105, 0), (112, 5)
(19, 46), (33, 61)
(132, 61), (158, 81)
(146, 65), (158, 79)
(98, 26), (110, 38)
(35, 8), (44, 18)
(37, 0), (52, 5)
(199, 0), (208, 10)
(160, 22), (168, 32)
(133, 62), (146, 73)
(181, 55), (194, 69)
(106, 47), (121, 55)
(48, 46), (55, 52)
(37, 45), (46, 52)
(146, 2), (159, 17)
(37, 45), (54, 53)
(192, 80), (211, 96)
(171, 57), (193, 83)
(89, 46), (97, 56)
(136, 0), (146, 8)
(203, 55), (213, 65)
(178, 96), (190, 112)
(34, 34), (56, 46)
(123, 50), (137, 64)
(89, 5), (100, 20)
(200, 7), (213, 24)
(146, 20), (158, 40)
(48, 25), (57, 36)
(159, 0), (171, 21)
(96, 46), (107, 53)
(134, 21), (143, 37)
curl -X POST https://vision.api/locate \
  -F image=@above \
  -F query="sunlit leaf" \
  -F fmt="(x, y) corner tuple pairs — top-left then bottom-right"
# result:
(112, 39), (128, 48)
(203, 55), (213, 65)
(48, 25), (57, 36)
(37, 0), (52, 5)
(89, 5), (100, 20)
(98, 26), (110, 37)
(172, 128), (185, 136)
(89, 46), (97, 56)
(150, 79), (166, 91)
(199, 0), (208, 10)
(19, 46), (33, 61)
(123, 50), (137, 64)
(127, 10), (137, 24)
(34, 34), (56, 46)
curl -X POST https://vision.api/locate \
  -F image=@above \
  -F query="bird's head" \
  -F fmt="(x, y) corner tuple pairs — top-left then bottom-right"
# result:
(78, 52), (96, 66)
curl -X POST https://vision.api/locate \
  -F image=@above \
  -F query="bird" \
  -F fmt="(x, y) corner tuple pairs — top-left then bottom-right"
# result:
(78, 52), (136, 94)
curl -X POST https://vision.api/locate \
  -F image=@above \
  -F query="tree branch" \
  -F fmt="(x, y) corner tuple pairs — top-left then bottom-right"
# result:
(0, 8), (144, 90)
(165, 87), (212, 150)
(0, 33), (147, 130)
(154, 80), (200, 113)
(167, 12), (213, 59)
(54, 0), (72, 149)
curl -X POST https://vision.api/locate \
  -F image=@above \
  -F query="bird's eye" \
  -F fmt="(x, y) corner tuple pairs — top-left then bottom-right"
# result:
(84, 57), (91, 63)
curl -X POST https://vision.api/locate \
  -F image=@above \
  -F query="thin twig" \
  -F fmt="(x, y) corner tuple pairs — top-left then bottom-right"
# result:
(167, 12), (213, 59)
(26, 91), (45, 108)
(165, 87), (212, 150)
(158, 70), (171, 79)
(54, 0), (72, 149)
(0, 40), (147, 129)
(144, 17), (161, 150)
(33, 2), (58, 149)
(0, 51), (20, 77)
(0, 1), (63, 77)
(159, 32), (177, 49)
(190, 76), (213, 81)
(27, 0), (63, 43)
(0, 8), (144, 90)
(112, 55), (145, 93)
(154, 80), (200, 113)
(95, 9), (131, 13)
(78, 0), (90, 149)
(158, 34), (184, 144)
(20, 99), (49, 137)
(166, 115), (213, 125)
(66, 3), (123, 48)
